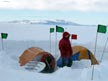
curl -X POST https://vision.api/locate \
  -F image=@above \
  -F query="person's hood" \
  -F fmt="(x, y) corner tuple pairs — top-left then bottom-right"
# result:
(62, 32), (70, 39)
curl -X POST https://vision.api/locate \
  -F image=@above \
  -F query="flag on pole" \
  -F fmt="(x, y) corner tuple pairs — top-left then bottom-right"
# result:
(97, 24), (107, 33)
(1, 33), (8, 39)
(71, 34), (77, 40)
(91, 24), (107, 80)
(56, 25), (64, 33)
(50, 28), (54, 33)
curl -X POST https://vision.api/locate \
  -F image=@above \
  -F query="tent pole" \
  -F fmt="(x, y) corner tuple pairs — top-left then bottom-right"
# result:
(91, 32), (98, 80)
(100, 37), (108, 62)
(55, 31), (57, 58)
(1, 38), (4, 51)
(71, 37), (72, 46)
(50, 33), (51, 53)
(94, 32), (98, 56)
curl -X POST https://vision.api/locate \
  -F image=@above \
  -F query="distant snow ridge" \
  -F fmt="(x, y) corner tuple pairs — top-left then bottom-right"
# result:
(7, 19), (81, 25)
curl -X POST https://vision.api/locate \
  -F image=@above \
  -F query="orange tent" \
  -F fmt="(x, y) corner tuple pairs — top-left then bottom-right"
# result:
(19, 47), (56, 73)
(19, 47), (45, 66)
(72, 45), (99, 65)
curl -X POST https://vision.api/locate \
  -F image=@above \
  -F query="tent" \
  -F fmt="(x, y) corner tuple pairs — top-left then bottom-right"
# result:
(57, 45), (99, 67)
(19, 47), (56, 73)
(19, 47), (45, 66)
(72, 46), (99, 65)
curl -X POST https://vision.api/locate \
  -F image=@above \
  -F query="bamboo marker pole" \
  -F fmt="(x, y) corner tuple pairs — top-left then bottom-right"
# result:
(100, 37), (108, 62)
(91, 32), (98, 80)
(1, 38), (4, 50)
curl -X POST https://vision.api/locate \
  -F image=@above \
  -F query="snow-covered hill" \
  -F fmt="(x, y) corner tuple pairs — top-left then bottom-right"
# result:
(5, 19), (93, 26)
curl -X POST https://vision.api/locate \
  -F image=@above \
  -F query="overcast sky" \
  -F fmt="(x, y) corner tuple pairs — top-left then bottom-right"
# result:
(0, 0), (108, 25)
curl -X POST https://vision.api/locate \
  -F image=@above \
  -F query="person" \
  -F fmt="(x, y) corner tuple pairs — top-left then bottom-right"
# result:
(59, 31), (73, 67)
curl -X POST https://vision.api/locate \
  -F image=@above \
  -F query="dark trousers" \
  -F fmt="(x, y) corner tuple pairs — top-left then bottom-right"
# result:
(62, 57), (72, 67)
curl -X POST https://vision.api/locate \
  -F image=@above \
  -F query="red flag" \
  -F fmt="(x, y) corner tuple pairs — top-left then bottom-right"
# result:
(71, 34), (77, 40)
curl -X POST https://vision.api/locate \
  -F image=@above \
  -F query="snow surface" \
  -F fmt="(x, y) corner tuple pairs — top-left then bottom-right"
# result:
(0, 22), (108, 81)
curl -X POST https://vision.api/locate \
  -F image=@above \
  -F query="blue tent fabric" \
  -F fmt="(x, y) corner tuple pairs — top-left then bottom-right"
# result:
(57, 52), (80, 66)
(72, 52), (80, 61)
(87, 50), (93, 64)
(57, 56), (73, 67)
(88, 50), (91, 59)
(57, 53), (79, 67)
(57, 57), (63, 67)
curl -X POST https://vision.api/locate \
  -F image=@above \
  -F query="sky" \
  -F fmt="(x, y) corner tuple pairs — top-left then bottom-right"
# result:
(0, 0), (108, 25)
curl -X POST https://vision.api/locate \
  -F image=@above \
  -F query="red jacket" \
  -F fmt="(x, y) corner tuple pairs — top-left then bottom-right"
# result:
(59, 32), (73, 58)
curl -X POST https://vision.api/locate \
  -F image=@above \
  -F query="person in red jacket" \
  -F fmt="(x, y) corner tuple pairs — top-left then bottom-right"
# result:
(59, 31), (73, 67)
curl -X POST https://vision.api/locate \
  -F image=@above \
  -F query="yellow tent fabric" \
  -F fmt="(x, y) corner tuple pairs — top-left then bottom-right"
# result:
(72, 46), (99, 65)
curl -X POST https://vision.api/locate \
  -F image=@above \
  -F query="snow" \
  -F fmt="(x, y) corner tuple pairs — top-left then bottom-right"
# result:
(0, 22), (108, 81)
